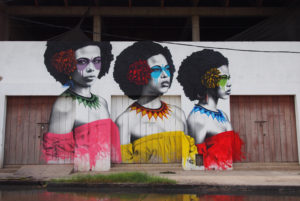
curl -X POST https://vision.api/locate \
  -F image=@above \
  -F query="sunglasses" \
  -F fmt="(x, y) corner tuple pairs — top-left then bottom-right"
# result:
(76, 57), (101, 71)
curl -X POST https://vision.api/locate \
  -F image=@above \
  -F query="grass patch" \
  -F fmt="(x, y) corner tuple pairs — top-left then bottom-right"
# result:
(51, 172), (176, 184)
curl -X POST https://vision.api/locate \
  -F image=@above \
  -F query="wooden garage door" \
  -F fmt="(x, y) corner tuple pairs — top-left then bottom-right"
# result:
(230, 96), (298, 163)
(4, 96), (56, 165)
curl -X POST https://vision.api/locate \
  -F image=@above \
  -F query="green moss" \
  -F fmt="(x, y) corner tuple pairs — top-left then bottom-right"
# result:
(51, 172), (176, 184)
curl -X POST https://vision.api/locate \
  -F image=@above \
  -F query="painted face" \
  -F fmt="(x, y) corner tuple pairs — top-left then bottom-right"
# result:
(143, 54), (171, 95)
(217, 65), (231, 99)
(71, 45), (101, 87)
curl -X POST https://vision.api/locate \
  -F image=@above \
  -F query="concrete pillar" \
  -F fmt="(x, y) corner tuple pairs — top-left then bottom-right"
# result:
(93, 15), (101, 42)
(191, 15), (200, 41)
(0, 6), (9, 40)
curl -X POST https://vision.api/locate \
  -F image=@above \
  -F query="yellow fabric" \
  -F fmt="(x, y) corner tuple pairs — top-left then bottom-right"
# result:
(121, 131), (197, 166)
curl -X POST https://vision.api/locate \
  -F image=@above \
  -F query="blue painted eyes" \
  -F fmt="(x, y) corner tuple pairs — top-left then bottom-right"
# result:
(150, 65), (171, 79)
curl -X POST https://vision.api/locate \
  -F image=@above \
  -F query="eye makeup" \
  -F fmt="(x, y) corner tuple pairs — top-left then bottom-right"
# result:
(76, 57), (101, 71)
(150, 65), (171, 79)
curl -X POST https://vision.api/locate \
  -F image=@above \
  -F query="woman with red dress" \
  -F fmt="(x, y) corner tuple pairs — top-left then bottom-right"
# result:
(177, 49), (244, 170)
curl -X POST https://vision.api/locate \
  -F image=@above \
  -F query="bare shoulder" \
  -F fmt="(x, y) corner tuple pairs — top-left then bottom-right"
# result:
(48, 95), (75, 134)
(97, 95), (108, 107)
(168, 104), (186, 118)
(96, 95), (108, 111)
(218, 109), (230, 121)
(218, 109), (232, 130)
(115, 107), (133, 127)
(187, 110), (208, 142)
(52, 95), (74, 113)
(187, 110), (207, 127)
(169, 104), (184, 113)
(115, 107), (133, 145)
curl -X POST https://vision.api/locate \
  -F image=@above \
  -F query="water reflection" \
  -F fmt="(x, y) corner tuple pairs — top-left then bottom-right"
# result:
(0, 189), (299, 201)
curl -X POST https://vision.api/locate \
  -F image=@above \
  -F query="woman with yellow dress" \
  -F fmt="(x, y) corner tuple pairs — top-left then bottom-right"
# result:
(113, 41), (197, 168)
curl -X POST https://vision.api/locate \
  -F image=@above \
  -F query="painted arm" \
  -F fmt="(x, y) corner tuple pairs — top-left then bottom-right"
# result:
(48, 96), (75, 134)
(115, 110), (134, 163)
(187, 113), (207, 144)
(173, 105), (188, 134)
(43, 96), (75, 163)
(115, 111), (131, 145)
(98, 96), (110, 119)
(221, 110), (233, 131)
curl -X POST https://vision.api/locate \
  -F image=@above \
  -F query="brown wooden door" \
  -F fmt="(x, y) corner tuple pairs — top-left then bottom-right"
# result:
(4, 96), (56, 165)
(230, 96), (298, 163)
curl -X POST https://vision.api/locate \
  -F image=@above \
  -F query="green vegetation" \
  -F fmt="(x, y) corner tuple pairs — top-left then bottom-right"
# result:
(51, 172), (176, 184)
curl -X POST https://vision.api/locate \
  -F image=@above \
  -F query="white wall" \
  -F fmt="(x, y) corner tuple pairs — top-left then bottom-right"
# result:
(0, 42), (300, 167)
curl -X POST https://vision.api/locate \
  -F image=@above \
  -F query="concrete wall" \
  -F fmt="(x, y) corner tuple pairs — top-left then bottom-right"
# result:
(0, 42), (300, 167)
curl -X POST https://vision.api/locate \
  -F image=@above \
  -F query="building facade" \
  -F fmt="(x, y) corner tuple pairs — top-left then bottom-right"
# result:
(0, 41), (299, 169)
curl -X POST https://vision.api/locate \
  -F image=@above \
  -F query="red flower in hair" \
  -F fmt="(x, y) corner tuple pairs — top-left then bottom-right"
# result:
(51, 49), (77, 75)
(127, 59), (152, 85)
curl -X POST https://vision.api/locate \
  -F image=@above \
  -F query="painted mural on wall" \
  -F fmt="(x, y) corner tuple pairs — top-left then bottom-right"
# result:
(41, 41), (244, 171)
(113, 41), (197, 168)
(42, 41), (122, 171)
(177, 49), (244, 170)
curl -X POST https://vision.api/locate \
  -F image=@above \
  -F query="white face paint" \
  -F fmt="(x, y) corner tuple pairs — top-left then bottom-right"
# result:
(142, 54), (171, 96)
(217, 65), (231, 100)
(71, 45), (101, 87)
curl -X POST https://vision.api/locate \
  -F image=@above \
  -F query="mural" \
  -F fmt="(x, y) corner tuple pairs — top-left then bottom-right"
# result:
(42, 41), (121, 171)
(40, 41), (244, 171)
(177, 49), (244, 170)
(113, 41), (197, 167)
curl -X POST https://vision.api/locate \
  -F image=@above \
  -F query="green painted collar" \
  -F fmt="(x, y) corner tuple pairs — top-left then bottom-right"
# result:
(63, 89), (100, 110)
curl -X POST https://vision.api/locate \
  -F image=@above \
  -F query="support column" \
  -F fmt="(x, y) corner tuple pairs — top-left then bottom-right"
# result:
(0, 5), (9, 40)
(93, 15), (101, 42)
(192, 15), (200, 41)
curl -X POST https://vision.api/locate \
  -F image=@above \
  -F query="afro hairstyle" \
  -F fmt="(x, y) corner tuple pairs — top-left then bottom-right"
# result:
(113, 41), (175, 100)
(177, 49), (229, 101)
(44, 41), (113, 85)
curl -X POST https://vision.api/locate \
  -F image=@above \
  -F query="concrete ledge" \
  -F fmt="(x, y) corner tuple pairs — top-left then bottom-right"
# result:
(0, 180), (46, 187)
(0, 180), (300, 195)
(45, 183), (300, 195)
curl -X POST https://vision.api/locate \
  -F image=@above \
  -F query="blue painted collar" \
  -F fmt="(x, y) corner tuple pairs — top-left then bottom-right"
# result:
(192, 105), (227, 123)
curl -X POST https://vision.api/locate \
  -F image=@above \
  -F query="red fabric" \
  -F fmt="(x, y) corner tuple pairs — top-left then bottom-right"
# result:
(42, 131), (74, 163)
(200, 195), (244, 201)
(42, 119), (122, 170)
(110, 121), (122, 163)
(196, 131), (245, 170)
(196, 143), (207, 155)
(74, 119), (122, 170)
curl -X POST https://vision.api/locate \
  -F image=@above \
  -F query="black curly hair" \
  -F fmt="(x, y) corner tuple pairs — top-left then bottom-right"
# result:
(177, 49), (229, 101)
(113, 41), (175, 100)
(44, 41), (113, 85)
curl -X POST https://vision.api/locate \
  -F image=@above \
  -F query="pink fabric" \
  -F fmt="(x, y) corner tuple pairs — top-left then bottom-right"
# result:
(42, 131), (74, 163)
(110, 120), (122, 163)
(74, 119), (122, 170)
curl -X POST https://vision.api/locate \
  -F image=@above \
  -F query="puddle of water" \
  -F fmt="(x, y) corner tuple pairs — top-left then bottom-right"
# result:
(0, 189), (300, 201)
